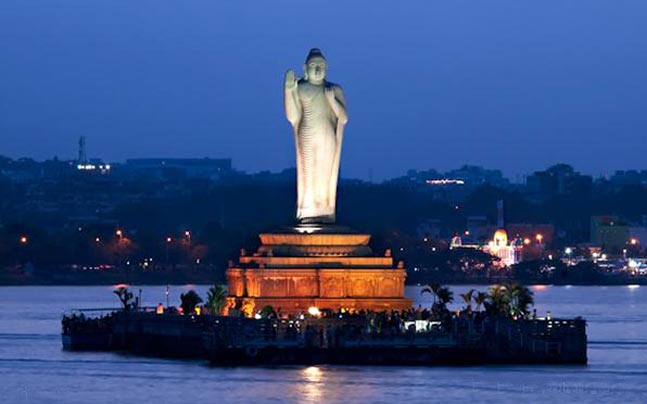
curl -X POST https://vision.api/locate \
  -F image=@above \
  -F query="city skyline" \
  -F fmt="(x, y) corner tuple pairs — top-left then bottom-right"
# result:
(3, 147), (647, 185)
(1, 1), (646, 181)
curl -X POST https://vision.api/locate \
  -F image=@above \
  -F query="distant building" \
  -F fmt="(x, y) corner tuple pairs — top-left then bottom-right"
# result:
(610, 170), (647, 186)
(445, 165), (509, 188)
(386, 165), (509, 190)
(591, 215), (629, 251)
(526, 164), (592, 201)
(0, 157), (74, 183)
(124, 158), (232, 181)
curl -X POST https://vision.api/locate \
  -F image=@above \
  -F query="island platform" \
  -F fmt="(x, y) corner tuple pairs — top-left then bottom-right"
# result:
(62, 310), (587, 365)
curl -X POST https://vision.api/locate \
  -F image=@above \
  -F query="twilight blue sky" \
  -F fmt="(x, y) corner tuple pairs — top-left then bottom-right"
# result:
(1, 1), (646, 181)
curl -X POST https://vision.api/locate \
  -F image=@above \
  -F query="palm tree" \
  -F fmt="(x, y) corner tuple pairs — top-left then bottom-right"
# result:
(460, 289), (475, 313)
(473, 291), (488, 312)
(421, 283), (453, 316)
(180, 290), (203, 315)
(420, 282), (442, 305)
(486, 284), (509, 316)
(436, 286), (453, 307)
(113, 286), (135, 311)
(506, 283), (534, 318)
(206, 284), (227, 315)
(485, 283), (534, 318)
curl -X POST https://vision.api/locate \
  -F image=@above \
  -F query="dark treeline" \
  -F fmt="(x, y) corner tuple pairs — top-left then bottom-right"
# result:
(2, 163), (647, 283)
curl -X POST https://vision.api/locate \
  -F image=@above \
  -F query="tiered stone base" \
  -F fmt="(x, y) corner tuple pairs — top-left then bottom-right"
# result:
(226, 226), (412, 316)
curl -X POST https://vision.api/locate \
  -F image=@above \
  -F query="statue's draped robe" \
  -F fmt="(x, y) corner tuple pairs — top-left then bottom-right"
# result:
(293, 82), (343, 223)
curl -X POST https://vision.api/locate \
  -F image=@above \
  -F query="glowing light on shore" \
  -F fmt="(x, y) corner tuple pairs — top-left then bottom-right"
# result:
(426, 179), (465, 185)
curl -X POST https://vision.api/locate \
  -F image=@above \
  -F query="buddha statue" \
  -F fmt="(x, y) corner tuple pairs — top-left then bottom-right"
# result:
(284, 48), (348, 224)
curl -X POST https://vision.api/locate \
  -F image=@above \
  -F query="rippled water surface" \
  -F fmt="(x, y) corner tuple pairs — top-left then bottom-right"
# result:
(1, 285), (646, 403)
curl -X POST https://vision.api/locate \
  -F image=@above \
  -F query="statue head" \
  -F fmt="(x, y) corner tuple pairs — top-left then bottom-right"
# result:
(304, 48), (327, 85)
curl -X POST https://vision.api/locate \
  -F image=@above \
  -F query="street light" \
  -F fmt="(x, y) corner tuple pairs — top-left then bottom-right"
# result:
(19, 236), (28, 244)
(535, 234), (543, 244)
(116, 229), (123, 241)
(630, 238), (639, 246)
(165, 237), (172, 266)
(184, 231), (191, 244)
(564, 247), (573, 266)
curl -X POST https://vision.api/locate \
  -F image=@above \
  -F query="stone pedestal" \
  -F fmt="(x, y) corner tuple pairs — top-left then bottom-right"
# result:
(226, 226), (412, 316)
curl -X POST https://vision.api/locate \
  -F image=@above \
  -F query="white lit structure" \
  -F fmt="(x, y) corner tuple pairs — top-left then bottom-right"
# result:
(483, 229), (523, 266)
(425, 179), (466, 186)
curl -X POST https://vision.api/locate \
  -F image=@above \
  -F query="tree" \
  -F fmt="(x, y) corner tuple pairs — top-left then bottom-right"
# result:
(180, 290), (203, 315)
(485, 284), (509, 316)
(420, 282), (442, 305)
(436, 286), (454, 308)
(460, 289), (475, 313)
(485, 283), (534, 318)
(206, 284), (227, 315)
(113, 287), (137, 311)
(473, 291), (488, 312)
(506, 283), (534, 318)
(422, 282), (453, 315)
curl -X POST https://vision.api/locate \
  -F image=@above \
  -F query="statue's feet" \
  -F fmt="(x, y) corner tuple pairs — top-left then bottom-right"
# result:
(298, 215), (335, 225)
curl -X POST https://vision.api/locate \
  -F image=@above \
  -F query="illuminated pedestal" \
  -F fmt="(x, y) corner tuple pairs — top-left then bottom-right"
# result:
(226, 227), (412, 316)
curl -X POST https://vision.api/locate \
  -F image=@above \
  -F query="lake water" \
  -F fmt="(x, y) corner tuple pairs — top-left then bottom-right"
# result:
(0, 285), (646, 403)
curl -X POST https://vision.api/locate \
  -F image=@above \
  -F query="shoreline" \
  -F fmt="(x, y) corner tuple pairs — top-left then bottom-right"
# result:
(1, 279), (645, 287)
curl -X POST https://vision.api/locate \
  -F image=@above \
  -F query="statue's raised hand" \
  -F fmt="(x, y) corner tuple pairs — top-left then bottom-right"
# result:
(284, 69), (298, 90)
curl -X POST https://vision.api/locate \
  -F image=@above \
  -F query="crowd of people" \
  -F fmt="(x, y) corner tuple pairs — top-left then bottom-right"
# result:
(245, 302), (536, 349)
(61, 312), (114, 335)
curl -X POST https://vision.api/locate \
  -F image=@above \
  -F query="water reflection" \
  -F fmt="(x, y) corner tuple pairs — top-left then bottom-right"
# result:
(1, 286), (647, 403)
(300, 366), (323, 403)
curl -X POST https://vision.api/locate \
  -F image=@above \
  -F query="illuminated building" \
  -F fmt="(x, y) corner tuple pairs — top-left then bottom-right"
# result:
(226, 229), (411, 316)
(482, 229), (524, 267)
(450, 234), (463, 249)
(425, 179), (465, 186)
